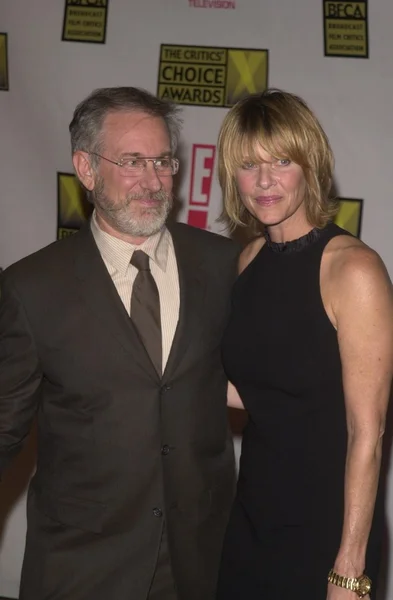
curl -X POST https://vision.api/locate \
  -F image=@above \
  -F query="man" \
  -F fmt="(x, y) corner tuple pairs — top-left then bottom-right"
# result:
(0, 87), (239, 600)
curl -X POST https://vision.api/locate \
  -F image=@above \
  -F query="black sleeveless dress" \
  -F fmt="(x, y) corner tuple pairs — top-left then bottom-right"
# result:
(217, 223), (384, 600)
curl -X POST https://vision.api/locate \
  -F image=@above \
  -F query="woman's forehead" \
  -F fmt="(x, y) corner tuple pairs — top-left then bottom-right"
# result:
(242, 143), (276, 160)
(237, 137), (286, 160)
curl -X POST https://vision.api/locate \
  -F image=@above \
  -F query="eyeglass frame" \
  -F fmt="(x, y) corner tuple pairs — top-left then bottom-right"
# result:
(88, 152), (179, 176)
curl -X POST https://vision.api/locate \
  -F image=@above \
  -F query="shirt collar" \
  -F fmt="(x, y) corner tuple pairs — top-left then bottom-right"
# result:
(90, 210), (170, 276)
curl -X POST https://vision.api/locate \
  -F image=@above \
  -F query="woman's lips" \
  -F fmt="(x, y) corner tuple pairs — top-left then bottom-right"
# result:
(255, 195), (282, 206)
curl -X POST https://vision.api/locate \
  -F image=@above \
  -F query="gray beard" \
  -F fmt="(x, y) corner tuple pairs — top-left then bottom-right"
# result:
(93, 177), (173, 237)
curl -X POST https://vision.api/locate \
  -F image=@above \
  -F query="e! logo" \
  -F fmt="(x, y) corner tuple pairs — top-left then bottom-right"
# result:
(187, 144), (216, 229)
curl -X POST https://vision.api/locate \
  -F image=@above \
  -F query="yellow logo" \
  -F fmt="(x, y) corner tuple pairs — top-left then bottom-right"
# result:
(225, 50), (268, 106)
(57, 173), (92, 239)
(158, 44), (268, 108)
(324, 1), (368, 58)
(334, 198), (363, 237)
(0, 33), (9, 91)
(62, 0), (108, 44)
(324, 2), (366, 19)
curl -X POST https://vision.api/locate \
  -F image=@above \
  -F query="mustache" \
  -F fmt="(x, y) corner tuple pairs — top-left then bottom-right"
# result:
(92, 177), (172, 206)
(126, 190), (171, 203)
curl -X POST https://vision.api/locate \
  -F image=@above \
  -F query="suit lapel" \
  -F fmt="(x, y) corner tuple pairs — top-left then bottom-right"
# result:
(163, 223), (207, 382)
(72, 224), (160, 382)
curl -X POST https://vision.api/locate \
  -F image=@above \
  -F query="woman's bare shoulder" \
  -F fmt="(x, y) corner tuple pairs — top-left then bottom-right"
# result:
(325, 234), (387, 280)
(323, 233), (392, 316)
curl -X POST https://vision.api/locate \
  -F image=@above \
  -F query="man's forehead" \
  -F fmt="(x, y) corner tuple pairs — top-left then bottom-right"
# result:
(103, 110), (164, 131)
(101, 110), (170, 148)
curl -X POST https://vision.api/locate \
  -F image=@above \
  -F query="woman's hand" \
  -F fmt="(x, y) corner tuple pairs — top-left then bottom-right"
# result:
(227, 381), (244, 409)
(327, 583), (369, 600)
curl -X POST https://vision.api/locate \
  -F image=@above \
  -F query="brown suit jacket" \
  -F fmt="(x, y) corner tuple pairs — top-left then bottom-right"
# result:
(0, 221), (239, 600)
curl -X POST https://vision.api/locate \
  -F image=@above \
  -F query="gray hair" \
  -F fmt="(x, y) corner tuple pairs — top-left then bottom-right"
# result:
(69, 87), (182, 166)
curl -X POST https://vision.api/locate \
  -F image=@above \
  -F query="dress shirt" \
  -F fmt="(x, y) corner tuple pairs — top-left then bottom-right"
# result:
(90, 211), (180, 372)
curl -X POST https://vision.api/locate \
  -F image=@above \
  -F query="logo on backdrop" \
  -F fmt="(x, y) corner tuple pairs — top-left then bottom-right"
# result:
(187, 144), (216, 229)
(157, 44), (268, 108)
(188, 0), (236, 8)
(0, 33), (9, 91)
(335, 198), (363, 237)
(323, 1), (368, 58)
(57, 173), (93, 239)
(62, 0), (109, 44)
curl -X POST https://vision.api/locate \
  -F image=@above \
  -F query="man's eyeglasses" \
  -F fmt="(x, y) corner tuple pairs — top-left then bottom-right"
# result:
(89, 152), (179, 177)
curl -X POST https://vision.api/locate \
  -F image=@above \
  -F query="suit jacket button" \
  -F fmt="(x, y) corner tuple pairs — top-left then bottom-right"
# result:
(153, 507), (163, 518)
(162, 384), (172, 393)
(161, 445), (170, 455)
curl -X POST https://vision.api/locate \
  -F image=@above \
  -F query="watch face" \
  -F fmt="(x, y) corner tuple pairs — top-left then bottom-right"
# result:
(357, 575), (372, 596)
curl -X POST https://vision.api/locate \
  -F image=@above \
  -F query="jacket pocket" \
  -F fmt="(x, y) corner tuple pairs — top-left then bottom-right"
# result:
(35, 490), (107, 534)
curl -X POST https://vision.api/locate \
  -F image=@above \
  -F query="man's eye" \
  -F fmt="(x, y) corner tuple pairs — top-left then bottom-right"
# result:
(156, 159), (171, 168)
(242, 162), (257, 170)
(124, 159), (140, 168)
(277, 159), (291, 166)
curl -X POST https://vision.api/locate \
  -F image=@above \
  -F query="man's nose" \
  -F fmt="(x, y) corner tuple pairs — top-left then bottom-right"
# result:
(139, 163), (163, 192)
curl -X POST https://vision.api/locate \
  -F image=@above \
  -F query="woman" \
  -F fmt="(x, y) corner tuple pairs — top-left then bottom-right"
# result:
(217, 90), (393, 600)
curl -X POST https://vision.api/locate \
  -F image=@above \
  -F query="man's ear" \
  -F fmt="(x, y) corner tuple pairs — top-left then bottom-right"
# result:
(72, 151), (95, 191)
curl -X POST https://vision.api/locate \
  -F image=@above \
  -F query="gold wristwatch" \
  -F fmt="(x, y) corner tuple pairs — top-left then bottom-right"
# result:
(328, 569), (372, 598)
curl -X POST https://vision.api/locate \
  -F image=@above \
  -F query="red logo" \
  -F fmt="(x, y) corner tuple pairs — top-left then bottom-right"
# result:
(188, 0), (236, 8)
(188, 144), (216, 229)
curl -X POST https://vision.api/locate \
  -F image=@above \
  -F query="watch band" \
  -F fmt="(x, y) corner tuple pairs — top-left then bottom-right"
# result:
(328, 568), (372, 598)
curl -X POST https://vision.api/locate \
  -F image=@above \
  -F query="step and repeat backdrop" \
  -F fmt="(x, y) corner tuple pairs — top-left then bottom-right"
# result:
(1, 0), (393, 598)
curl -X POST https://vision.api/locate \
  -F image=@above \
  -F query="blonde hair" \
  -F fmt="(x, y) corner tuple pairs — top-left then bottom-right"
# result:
(217, 89), (337, 232)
